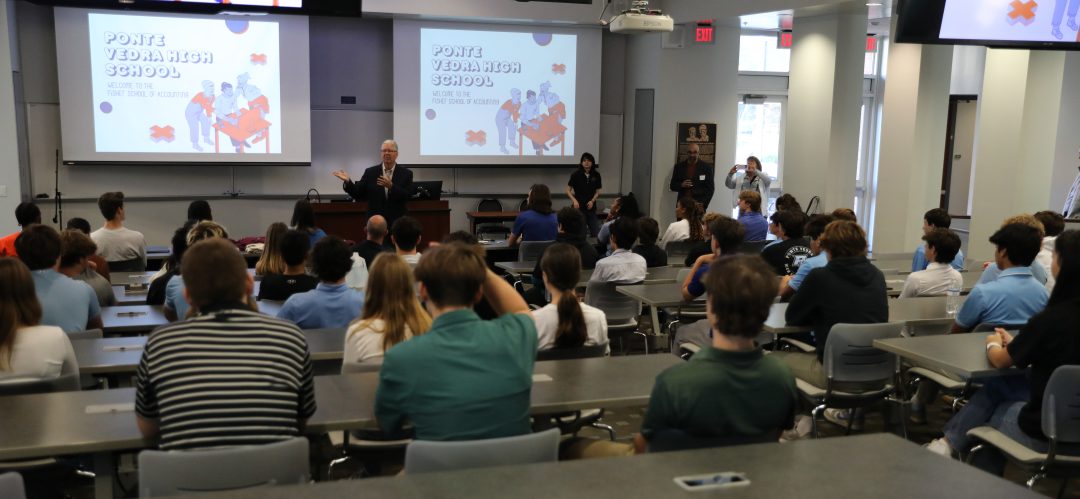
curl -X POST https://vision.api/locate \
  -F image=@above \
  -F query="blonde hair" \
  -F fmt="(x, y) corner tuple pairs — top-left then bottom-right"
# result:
(1001, 214), (1045, 238)
(255, 222), (288, 275)
(349, 253), (431, 353)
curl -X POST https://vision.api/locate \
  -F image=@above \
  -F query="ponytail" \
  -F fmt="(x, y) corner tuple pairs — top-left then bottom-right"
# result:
(554, 291), (587, 348)
(540, 243), (588, 349)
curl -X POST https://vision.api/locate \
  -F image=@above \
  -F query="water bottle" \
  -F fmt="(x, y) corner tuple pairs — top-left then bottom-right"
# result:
(945, 287), (961, 318)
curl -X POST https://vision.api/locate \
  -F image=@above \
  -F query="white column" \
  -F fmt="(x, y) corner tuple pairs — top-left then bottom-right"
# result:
(782, 12), (867, 212)
(870, 42), (952, 253)
(0, 0), (22, 232)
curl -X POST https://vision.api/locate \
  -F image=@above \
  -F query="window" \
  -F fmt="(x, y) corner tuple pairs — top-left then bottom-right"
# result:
(735, 98), (785, 182)
(738, 35), (791, 73)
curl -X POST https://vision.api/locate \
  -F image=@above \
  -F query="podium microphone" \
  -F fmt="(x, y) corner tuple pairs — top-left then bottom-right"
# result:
(306, 188), (321, 203)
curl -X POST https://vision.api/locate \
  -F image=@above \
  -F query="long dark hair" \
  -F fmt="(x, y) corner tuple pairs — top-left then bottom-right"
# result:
(617, 192), (642, 220)
(187, 200), (212, 222)
(291, 199), (317, 233)
(540, 243), (587, 348)
(1048, 230), (1080, 307)
(0, 259), (42, 371)
(528, 184), (554, 215)
(164, 220), (196, 272)
(678, 197), (705, 241)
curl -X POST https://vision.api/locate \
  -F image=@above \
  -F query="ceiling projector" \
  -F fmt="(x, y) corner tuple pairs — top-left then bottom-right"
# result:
(608, 0), (674, 34)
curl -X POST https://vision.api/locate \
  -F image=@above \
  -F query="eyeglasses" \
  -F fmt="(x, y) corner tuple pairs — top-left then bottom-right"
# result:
(380, 150), (397, 153)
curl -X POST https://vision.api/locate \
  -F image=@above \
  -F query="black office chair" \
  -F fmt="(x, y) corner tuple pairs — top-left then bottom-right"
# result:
(475, 199), (511, 240)
(519, 199), (529, 211)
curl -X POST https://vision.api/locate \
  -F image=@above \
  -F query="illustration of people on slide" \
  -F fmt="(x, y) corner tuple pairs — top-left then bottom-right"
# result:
(1052, 0), (1080, 39)
(237, 72), (271, 146)
(185, 80), (216, 152)
(516, 82), (568, 155)
(540, 85), (567, 147)
(213, 82), (248, 152)
(495, 88), (521, 154)
(520, 90), (546, 155)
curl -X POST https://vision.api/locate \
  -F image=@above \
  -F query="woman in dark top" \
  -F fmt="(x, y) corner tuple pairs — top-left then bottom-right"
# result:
(291, 199), (327, 248)
(258, 230), (319, 301)
(951, 230), (1080, 474)
(566, 152), (602, 237)
(632, 217), (668, 268)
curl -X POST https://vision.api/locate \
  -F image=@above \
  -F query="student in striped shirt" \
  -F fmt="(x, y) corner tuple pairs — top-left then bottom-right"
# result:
(135, 238), (316, 450)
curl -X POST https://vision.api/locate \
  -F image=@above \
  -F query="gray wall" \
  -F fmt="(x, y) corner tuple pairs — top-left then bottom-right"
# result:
(15, 1), (629, 244)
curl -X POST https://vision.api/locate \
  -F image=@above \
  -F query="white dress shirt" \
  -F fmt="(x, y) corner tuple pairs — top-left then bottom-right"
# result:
(659, 219), (691, 249)
(1037, 236), (1056, 293)
(590, 248), (647, 284)
(899, 262), (963, 298)
(532, 302), (609, 352)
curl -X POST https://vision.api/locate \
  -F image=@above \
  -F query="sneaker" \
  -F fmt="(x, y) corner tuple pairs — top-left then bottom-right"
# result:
(823, 408), (863, 431)
(780, 415), (814, 442)
(926, 438), (953, 457)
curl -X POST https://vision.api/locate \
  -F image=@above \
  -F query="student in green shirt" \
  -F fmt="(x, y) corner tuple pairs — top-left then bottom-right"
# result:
(635, 255), (797, 452)
(375, 242), (537, 441)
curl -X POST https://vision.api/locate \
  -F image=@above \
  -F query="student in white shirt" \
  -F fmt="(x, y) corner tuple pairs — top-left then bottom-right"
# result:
(659, 197), (706, 249)
(900, 228), (964, 298)
(90, 191), (147, 269)
(343, 253), (431, 367)
(591, 217), (647, 284)
(533, 243), (608, 351)
(1034, 210), (1065, 292)
(0, 259), (79, 381)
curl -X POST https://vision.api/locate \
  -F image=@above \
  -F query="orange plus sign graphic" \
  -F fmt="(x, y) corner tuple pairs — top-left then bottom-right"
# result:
(465, 130), (487, 146)
(250, 53), (267, 65)
(150, 125), (175, 142)
(1007, 0), (1038, 24)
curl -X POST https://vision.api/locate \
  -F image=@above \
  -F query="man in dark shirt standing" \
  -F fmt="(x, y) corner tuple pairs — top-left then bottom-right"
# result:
(669, 143), (715, 209)
(331, 139), (414, 228)
(353, 215), (393, 268)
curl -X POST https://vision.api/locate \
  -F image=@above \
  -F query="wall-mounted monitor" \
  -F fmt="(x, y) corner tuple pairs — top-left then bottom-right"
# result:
(896, 0), (1080, 50)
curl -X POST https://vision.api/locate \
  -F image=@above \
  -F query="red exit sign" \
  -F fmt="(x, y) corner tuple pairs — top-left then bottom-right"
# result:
(695, 20), (714, 44)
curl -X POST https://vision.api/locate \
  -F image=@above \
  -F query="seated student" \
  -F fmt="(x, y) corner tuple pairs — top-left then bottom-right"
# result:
(761, 210), (812, 276)
(278, 236), (365, 329)
(254, 222), (288, 276)
(831, 208), (857, 223)
(977, 214), (1050, 285)
(353, 215), (393, 268)
(441, 231), (499, 320)
(773, 221), (887, 388)
(391, 216), (424, 265)
(597, 193), (641, 250)
(926, 229), (1073, 460)
(91, 192), (147, 270)
(779, 214), (833, 299)
(148, 221), (194, 306)
(0, 258), (79, 381)
(187, 200), (213, 222)
(633, 217), (669, 268)
(526, 207), (600, 304)
(899, 228), (963, 298)
(534, 243), (608, 351)
(375, 242), (536, 441)
(1034, 210), (1065, 291)
(659, 197), (705, 249)
(135, 238), (316, 450)
(343, 253), (431, 366)
(65, 217), (111, 282)
(911, 208), (965, 272)
(508, 184), (558, 245)
(590, 217), (647, 285)
(164, 221), (230, 321)
(634, 256), (797, 452)
(683, 212), (722, 267)
(15, 225), (103, 334)
(952, 223), (1048, 333)
(0, 202), (41, 258)
(290, 199), (327, 248)
(258, 230), (319, 301)
(736, 190), (768, 242)
(774, 193), (802, 213)
(58, 229), (116, 307)
(682, 216), (745, 301)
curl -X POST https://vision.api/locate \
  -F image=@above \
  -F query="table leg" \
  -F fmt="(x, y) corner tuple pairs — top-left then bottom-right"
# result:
(650, 305), (660, 342)
(93, 452), (116, 499)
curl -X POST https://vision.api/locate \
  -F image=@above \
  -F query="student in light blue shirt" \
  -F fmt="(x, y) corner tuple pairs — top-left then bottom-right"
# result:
(953, 223), (1049, 332)
(779, 214), (833, 299)
(974, 214), (1051, 286)
(16, 225), (103, 333)
(911, 208), (965, 272)
(279, 236), (364, 329)
(163, 221), (230, 321)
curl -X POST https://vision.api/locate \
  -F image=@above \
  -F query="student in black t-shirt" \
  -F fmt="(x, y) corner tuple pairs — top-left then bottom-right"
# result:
(761, 210), (811, 276)
(566, 152), (602, 237)
(257, 230), (319, 301)
(632, 217), (668, 268)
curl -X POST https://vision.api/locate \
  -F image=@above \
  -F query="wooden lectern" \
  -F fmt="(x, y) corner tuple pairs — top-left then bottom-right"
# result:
(311, 200), (451, 249)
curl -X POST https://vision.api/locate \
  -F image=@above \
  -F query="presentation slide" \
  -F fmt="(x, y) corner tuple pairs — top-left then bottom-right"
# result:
(419, 28), (577, 157)
(393, 20), (602, 166)
(940, 0), (1080, 42)
(54, 8), (312, 165)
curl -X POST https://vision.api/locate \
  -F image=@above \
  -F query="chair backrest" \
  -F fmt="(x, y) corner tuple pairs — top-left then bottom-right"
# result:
(518, 240), (555, 262)
(664, 240), (697, 257)
(67, 328), (103, 341)
(138, 437), (309, 497)
(536, 343), (607, 361)
(0, 472), (25, 499)
(108, 258), (146, 272)
(341, 361), (382, 374)
(583, 281), (641, 323)
(823, 322), (904, 384)
(1043, 365), (1080, 444)
(477, 198), (502, 212)
(519, 199), (529, 211)
(646, 429), (779, 453)
(0, 373), (82, 396)
(738, 240), (770, 254)
(972, 322), (1026, 333)
(404, 428), (559, 474)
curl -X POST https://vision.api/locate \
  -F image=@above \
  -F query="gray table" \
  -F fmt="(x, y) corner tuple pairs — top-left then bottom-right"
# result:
(616, 283), (703, 337)
(73, 328), (347, 375)
(111, 285), (148, 306)
(102, 300), (285, 335)
(110, 271), (156, 285)
(762, 295), (969, 336)
(190, 434), (1038, 499)
(874, 333), (1022, 380)
(498, 263), (686, 288)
